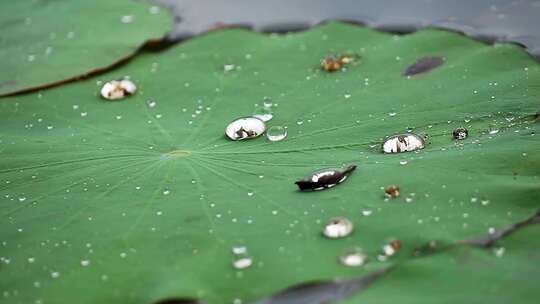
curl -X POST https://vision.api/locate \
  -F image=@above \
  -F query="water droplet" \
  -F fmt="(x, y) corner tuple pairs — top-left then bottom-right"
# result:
(27, 257), (35, 263)
(223, 64), (236, 72)
(382, 133), (425, 153)
(147, 100), (157, 108)
(100, 79), (136, 100)
(399, 159), (408, 165)
(18, 197), (27, 202)
(263, 97), (273, 108)
(384, 185), (400, 199)
(50, 272), (60, 279)
(162, 189), (170, 195)
(252, 106), (273, 122)
(247, 192), (254, 197)
(381, 240), (401, 257)
(232, 246), (247, 255)
(453, 127), (469, 140)
(489, 129), (499, 135)
(233, 256), (253, 269)
(323, 217), (354, 239)
(295, 165), (356, 191)
(493, 247), (505, 258)
(361, 209), (373, 216)
(80, 260), (90, 267)
(266, 126), (287, 142)
(340, 248), (367, 267)
(388, 112), (397, 117)
(121, 15), (134, 24)
(225, 117), (266, 141)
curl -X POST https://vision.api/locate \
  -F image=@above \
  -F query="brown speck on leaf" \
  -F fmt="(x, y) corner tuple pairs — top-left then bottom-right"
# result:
(384, 185), (400, 199)
(321, 54), (359, 72)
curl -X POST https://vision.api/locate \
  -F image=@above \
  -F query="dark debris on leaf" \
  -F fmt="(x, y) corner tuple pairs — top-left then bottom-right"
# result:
(402, 56), (445, 76)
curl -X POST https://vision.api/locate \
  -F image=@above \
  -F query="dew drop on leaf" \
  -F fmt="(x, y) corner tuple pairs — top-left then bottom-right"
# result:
(340, 248), (367, 267)
(225, 117), (266, 141)
(382, 133), (425, 153)
(453, 127), (469, 140)
(232, 256), (253, 270)
(322, 217), (354, 239)
(295, 165), (356, 191)
(100, 79), (136, 100)
(232, 246), (247, 255)
(266, 126), (287, 142)
(252, 106), (273, 122)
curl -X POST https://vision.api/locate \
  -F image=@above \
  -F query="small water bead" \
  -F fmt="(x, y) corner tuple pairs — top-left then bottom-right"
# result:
(80, 260), (90, 267)
(252, 106), (273, 122)
(453, 127), (469, 140)
(493, 247), (505, 258)
(399, 159), (408, 165)
(322, 217), (354, 239)
(489, 129), (500, 135)
(266, 126), (287, 142)
(295, 165), (356, 191)
(381, 240), (401, 257)
(225, 117), (266, 140)
(162, 189), (170, 195)
(232, 246), (247, 255)
(232, 256), (253, 269)
(50, 272), (60, 279)
(100, 79), (136, 100)
(223, 64), (236, 72)
(361, 209), (373, 216)
(263, 97), (273, 108)
(147, 100), (157, 108)
(340, 248), (368, 267)
(121, 15), (134, 23)
(382, 133), (425, 153)
(388, 112), (397, 117)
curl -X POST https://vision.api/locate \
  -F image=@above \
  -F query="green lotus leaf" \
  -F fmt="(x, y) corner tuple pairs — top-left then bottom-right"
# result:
(0, 0), (172, 96)
(0, 22), (539, 304)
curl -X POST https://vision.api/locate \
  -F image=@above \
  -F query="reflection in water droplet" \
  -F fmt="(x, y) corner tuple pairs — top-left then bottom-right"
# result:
(147, 100), (157, 108)
(453, 127), (469, 140)
(233, 257), (253, 269)
(51, 272), (60, 279)
(266, 126), (287, 142)
(162, 189), (170, 195)
(382, 240), (401, 257)
(295, 165), (356, 191)
(322, 217), (354, 239)
(100, 79), (136, 100)
(489, 129), (499, 135)
(382, 133), (425, 153)
(252, 106), (273, 122)
(263, 96), (273, 108)
(361, 209), (373, 216)
(493, 247), (505, 258)
(225, 117), (266, 141)
(80, 260), (90, 267)
(340, 248), (367, 267)
(399, 159), (408, 165)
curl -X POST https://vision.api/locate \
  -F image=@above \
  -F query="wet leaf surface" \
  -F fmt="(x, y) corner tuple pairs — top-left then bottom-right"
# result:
(0, 0), (172, 96)
(0, 22), (539, 304)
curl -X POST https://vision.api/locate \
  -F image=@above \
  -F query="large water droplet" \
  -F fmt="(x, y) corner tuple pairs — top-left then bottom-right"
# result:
(453, 127), (468, 140)
(266, 126), (287, 142)
(225, 117), (266, 141)
(295, 165), (356, 191)
(382, 133), (425, 153)
(322, 217), (354, 239)
(340, 248), (367, 267)
(100, 79), (136, 100)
